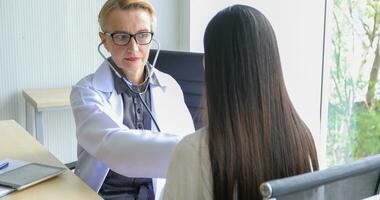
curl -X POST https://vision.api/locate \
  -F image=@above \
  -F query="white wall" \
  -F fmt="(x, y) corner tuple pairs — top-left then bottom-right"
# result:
(150, 0), (180, 50)
(178, 0), (191, 50)
(182, 0), (326, 158)
(0, 0), (106, 163)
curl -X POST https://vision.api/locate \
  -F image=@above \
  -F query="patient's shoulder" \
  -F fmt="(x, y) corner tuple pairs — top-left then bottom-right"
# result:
(180, 127), (208, 150)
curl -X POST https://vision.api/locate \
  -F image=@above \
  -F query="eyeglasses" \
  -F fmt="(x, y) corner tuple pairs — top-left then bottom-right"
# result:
(104, 32), (154, 46)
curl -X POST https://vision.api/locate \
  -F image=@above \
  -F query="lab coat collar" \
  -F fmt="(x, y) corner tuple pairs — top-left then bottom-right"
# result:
(92, 60), (166, 93)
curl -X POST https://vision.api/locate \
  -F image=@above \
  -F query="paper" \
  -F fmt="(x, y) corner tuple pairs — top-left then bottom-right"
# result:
(0, 185), (15, 197)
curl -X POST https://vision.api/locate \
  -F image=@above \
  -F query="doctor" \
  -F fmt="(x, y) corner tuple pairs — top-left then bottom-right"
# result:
(70, 0), (195, 199)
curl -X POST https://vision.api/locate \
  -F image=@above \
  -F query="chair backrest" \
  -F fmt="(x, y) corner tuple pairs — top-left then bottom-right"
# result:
(260, 154), (380, 200)
(148, 49), (205, 130)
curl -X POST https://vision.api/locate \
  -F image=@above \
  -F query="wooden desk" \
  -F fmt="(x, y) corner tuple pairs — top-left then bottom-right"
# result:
(23, 87), (71, 145)
(0, 120), (101, 200)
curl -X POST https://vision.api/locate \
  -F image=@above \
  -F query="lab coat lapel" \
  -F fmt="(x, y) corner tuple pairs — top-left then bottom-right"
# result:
(92, 61), (124, 124)
(107, 92), (124, 124)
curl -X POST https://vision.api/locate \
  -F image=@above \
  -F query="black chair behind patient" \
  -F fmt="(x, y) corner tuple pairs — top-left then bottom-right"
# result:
(148, 49), (205, 130)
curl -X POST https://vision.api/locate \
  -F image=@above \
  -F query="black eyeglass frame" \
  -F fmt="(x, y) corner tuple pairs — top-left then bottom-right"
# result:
(104, 31), (154, 46)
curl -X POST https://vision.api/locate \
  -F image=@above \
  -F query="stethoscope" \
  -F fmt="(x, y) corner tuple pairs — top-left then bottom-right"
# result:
(97, 38), (161, 132)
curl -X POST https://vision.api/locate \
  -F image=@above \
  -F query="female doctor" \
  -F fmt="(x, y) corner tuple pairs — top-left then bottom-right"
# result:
(70, 0), (194, 199)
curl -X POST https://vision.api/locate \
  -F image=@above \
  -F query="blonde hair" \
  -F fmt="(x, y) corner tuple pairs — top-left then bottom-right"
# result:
(98, 0), (157, 32)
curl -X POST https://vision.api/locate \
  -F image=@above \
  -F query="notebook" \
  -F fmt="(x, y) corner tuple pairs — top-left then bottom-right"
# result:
(0, 159), (66, 197)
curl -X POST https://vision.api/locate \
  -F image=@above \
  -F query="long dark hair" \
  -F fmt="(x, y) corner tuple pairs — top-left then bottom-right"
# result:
(203, 5), (319, 200)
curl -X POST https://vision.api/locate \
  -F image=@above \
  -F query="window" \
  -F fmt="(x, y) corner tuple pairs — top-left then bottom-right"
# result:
(324, 0), (380, 166)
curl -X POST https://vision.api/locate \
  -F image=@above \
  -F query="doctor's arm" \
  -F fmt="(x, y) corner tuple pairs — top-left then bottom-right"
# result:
(70, 85), (182, 179)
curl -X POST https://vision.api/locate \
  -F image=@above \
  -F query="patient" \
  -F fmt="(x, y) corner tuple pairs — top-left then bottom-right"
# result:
(162, 4), (319, 200)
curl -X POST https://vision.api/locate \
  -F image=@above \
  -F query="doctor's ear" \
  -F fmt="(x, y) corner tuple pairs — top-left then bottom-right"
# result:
(99, 32), (109, 51)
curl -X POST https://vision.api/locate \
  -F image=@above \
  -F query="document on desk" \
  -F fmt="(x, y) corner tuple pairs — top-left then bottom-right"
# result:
(0, 185), (14, 198)
(0, 158), (66, 197)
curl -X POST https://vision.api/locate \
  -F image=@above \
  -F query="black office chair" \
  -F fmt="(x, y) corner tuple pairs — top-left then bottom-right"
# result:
(148, 49), (205, 130)
(260, 154), (380, 200)
(66, 161), (77, 170)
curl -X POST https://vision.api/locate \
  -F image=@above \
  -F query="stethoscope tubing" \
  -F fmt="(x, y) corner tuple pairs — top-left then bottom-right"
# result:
(97, 39), (161, 132)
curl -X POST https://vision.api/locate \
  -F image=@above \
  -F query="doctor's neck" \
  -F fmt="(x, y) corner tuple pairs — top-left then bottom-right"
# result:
(120, 66), (146, 85)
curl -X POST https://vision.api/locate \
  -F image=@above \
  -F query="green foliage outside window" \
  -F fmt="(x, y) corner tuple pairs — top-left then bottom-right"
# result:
(327, 0), (380, 166)
(353, 100), (380, 158)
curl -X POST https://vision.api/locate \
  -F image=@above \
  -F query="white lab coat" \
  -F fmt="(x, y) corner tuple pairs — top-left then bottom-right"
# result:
(70, 61), (195, 199)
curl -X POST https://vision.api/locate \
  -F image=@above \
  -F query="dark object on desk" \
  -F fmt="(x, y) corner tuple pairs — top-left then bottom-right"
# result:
(149, 49), (205, 130)
(260, 154), (380, 200)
